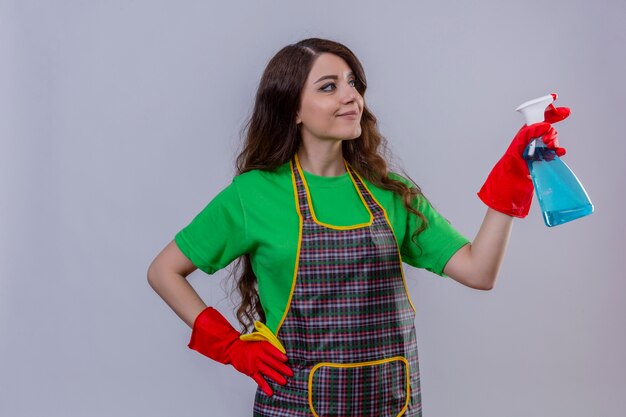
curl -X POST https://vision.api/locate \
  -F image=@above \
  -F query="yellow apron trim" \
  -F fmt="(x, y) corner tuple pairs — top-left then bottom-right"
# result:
(239, 320), (286, 354)
(351, 167), (417, 314)
(294, 153), (373, 230)
(307, 356), (411, 417)
(275, 158), (304, 336)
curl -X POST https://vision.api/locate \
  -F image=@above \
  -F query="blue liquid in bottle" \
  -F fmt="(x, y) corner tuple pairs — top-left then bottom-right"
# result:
(524, 140), (594, 227)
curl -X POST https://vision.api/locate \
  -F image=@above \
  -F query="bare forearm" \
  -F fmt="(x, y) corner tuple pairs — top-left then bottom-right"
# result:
(468, 208), (513, 288)
(444, 208), (513, 290)
(147, 268), (207, 328)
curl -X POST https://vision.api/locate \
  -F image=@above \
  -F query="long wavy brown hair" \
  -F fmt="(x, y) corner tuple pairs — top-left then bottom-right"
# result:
(227, 38), (429, 332)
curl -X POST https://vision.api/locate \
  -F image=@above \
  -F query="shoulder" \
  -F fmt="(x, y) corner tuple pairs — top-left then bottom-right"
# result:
(355, 170), (419, 219)
(382, 171), (432, 213)
(234, 161), (292, 186)
(366, 170), (420, 204)
(387, 171), (416, 189)
(232, 161), (294, 206)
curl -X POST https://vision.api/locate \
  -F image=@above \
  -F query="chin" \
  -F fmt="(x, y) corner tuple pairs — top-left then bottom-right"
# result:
(348, 128), (362, 139)
(335, 127), (362, 140)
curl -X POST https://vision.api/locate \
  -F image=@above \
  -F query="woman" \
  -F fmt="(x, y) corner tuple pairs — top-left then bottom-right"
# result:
(147, 38), (569, 416)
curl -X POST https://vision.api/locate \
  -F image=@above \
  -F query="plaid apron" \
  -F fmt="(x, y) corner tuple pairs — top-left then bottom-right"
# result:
(253, 154), (422, 416)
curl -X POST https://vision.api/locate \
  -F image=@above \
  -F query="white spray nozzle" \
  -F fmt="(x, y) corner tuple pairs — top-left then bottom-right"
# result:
(515, 94), (555, 125)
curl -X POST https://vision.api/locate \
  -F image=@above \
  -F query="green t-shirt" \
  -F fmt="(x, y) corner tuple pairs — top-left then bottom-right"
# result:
(175, 160), (469, 334)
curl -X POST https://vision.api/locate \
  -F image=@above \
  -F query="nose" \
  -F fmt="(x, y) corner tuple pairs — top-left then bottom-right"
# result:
(340, 82), (359, 103)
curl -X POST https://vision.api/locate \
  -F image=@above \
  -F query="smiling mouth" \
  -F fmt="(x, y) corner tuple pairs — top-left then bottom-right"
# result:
(337, 112), (359, 119)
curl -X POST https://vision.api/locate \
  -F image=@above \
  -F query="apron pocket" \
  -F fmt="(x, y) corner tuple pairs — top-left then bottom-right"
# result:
(308, 356), (410, 417)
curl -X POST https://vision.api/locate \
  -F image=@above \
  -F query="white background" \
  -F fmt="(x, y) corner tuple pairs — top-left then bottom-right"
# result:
(1, 0), (625, 416)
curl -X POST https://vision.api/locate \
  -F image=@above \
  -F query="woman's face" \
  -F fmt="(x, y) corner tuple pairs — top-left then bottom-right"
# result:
(296, 53), (364, 144)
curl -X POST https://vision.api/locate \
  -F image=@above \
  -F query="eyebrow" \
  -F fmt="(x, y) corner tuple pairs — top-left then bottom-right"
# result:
(314, 72), (355, 84)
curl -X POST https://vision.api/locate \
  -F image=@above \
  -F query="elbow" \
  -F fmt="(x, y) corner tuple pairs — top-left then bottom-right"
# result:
(475, 272), (496, 291)
(464, 270), (496, 291)
(470, 262), (499, 291)
(467, 280), (493, 291)
(146, 262), (160, 289)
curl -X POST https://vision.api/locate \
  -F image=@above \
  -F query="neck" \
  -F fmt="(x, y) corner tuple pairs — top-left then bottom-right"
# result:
(296, 141), (346, 177)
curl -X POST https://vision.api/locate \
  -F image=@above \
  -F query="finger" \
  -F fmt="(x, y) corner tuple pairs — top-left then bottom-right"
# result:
(260, 344), (293, 375)
(261, 342), (288, 363)
(524, 122), (551, 139)
(259, 346), (293, 376)
(542, 130), (566, 157)
(252, 373), (274, 397)
(544, 105), (571, 124)
(258, 362), (289, 385)
(260, 350), (294, 377)
(541, 127), (557, 147)
(260, 342), (288, 362)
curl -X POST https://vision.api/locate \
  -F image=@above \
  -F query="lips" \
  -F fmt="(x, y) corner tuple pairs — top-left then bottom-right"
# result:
(338, 110), (358, 116)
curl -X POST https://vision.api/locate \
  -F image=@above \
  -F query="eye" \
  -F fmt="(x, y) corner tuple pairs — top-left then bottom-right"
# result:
(319, 79), (358, 92)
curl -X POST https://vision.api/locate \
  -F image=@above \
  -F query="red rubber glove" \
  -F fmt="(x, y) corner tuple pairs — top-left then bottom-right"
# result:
(477, 98), (570, 218)
(188, 306), (293, 397)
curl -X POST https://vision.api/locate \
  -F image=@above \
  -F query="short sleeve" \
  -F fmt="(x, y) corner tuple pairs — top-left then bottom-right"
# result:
(174, 178), (250, 275)
(389, 172), (470, 277)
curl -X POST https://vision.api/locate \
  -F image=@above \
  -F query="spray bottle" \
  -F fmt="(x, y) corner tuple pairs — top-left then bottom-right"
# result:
(516, 94), (594, 227)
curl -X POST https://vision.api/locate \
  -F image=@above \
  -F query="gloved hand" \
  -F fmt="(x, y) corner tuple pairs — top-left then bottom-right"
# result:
(188, 306), (293, 397)
(477, 95), (570, 218)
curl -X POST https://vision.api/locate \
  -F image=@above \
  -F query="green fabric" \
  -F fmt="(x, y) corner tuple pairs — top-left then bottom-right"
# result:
(174, 160), (470, 334)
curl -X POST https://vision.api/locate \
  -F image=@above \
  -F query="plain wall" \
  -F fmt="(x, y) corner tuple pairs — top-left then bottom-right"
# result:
(1, 0), (625, 416)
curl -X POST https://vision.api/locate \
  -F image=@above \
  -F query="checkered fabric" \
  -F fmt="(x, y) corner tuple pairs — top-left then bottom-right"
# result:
(253, 155), (422, 416)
